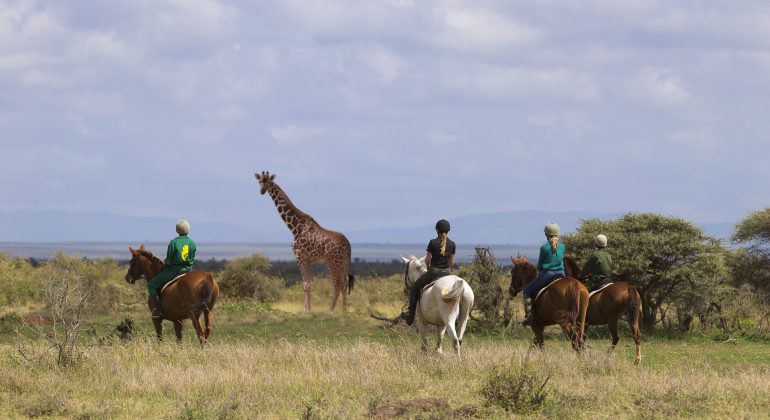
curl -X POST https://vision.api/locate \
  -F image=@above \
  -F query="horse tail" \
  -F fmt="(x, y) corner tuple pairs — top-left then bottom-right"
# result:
(441, 279), (464, 303)
(567, 280), (580, 323)
(195, 273), (215, 314)
(348, 274), (355, 295)
(627, 285), (640, 329)
(567, 279), (589, 348)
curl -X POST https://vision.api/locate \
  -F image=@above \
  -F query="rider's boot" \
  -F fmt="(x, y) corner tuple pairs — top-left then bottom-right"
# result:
(150, 294), (163, 319)
(521, 298), (534, 326)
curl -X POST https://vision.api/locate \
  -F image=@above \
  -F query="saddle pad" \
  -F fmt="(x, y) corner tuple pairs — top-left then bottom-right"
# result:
(588, 282), (614, 298)
(534, 277), (564, 302)
(159, 273), (188, 295)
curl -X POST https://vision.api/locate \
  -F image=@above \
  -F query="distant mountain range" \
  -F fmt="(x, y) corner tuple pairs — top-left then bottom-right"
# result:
(0, 209), (735, 245)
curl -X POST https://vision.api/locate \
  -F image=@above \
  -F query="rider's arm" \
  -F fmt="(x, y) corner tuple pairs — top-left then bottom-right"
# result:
(425, 251), (432, 268)
(449, 253), (455, 272)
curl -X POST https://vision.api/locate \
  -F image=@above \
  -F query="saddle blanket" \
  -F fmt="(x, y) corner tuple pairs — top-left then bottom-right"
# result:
(534, 277), (565, 302)
(160, 273), (188, 295)
(589, 282), (614, 298)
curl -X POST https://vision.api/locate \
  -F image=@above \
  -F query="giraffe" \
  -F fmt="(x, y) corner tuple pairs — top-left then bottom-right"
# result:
(254, 171), (354, 312)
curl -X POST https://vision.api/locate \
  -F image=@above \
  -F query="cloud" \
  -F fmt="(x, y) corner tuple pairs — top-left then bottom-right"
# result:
(432, 6), (541, 53)
(632, 67), (689, 107)
(269, 125), (329, 144)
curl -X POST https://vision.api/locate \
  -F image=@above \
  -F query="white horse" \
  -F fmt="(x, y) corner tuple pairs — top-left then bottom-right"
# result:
(401, 255), (474, 361)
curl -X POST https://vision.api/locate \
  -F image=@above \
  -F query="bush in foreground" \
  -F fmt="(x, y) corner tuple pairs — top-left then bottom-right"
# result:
(480, 357), (551, 413)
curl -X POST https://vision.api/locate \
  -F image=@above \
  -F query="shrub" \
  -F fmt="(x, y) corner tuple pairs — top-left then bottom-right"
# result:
(458, 247), (506, 323)
(218, 254), (285, 302)
(480, 358), (551, 413)
(0, 252), (40, 306)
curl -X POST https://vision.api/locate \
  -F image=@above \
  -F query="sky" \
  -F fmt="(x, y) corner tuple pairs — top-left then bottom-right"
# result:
(2, 0), (769, 238)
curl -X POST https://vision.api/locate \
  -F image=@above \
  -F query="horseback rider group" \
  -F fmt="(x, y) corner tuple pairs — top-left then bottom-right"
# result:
(398, 219), (613, 327)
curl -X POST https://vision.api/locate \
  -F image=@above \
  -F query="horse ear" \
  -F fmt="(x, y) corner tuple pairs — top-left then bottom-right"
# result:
(510, 256), (515, 264)
(521, 255), (528, 264)
(129, 246), (136, 255)
(418, 256), (426, 263)
(400, 255), (410, 263)
(139, 244), (146, 251)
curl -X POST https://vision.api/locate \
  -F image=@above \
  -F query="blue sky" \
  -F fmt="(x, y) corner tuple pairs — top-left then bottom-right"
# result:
(2, 0), (769, 238)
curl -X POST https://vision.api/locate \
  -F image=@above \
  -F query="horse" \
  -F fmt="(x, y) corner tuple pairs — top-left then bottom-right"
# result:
(401, 255), (474, 361)
(509, 255), (589, 351)
(563, 254), (642, 365)
(125, 244), (219, 345)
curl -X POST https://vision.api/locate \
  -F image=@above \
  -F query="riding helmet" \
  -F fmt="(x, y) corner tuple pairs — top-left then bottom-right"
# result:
(595, 234), (608, 248)
(544, 222), (560, 237)
(176, 219), (190, 235)
(435, 219), (451, 233)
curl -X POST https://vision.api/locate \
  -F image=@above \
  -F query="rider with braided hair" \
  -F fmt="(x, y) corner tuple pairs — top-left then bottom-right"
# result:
(401, 219), (456, 326)
(521, 222), (566, 326)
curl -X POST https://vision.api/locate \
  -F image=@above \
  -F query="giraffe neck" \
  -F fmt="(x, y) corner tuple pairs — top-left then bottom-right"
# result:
(266, 183), (316, 237)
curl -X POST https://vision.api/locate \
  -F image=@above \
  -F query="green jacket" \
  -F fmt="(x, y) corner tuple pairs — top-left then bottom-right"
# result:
(164, 235), (196, 271)
(581, 249), (612, 281)
(537, 242), (565, 271)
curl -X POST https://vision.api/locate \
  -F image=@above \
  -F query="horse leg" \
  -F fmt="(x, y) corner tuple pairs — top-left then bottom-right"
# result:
(630, 314), (642, 365)
(415, 311), (429, 352)
(435, 326), (446, 354)
(152, 318), (163, 342)
(532, 324), (545, 350)
(190, 312), (206, 346)
(608, 319), (620, 354)
(561, 324), (579, 351)
(446, 322), (461, 362)
(173, 320), (183, 344)
(299, 262), (312, 312)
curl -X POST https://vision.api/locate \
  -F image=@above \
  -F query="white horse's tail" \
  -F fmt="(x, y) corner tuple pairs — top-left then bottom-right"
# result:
(441, 279), (465, 303)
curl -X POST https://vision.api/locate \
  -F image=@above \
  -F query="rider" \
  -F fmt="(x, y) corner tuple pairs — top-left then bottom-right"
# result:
(580, 234), (612, 292)
(147, 220), (197, 319)
(401, 219), (456, 326)
(521, 222), (566, 326)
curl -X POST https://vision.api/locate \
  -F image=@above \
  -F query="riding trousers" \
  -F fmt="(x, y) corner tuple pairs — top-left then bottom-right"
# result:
(523, 269), (565, 299)
(407, 267), (451, 316)
(147, 267), (188, 297)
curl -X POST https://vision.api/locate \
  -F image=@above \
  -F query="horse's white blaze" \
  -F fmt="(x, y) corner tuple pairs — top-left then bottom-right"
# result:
(403, 256), (474, 362)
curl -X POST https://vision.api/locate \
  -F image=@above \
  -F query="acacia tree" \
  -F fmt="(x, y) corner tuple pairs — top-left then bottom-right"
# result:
(732, 208), (770, 294)
(562, 213), (732, 329)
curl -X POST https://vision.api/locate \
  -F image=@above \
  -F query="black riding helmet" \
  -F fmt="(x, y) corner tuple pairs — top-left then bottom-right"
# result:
(435, 219), (450, 234)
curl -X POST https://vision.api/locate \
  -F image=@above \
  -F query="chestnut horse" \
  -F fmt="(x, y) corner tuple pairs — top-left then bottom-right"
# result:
(125, 245), (219, 345)
(563, 254), (642, 364)
(509, 255), (589, 351)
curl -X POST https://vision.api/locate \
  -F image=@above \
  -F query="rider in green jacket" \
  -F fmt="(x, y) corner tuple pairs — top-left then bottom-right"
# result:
(147, 220), (196, 319)
(580, 234), (612, 292)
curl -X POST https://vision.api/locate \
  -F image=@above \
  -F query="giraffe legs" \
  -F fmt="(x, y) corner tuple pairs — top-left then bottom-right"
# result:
(299, 262), (312, 312)
(329, 263), (348, 311)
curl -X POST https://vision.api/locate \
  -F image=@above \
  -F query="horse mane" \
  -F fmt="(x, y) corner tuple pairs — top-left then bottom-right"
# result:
(137, 249), (164, 267)
(563, 253), (581, 278)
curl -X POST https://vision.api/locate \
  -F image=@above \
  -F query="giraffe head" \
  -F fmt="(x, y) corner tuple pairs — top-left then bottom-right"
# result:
(254, 171), (276, 195)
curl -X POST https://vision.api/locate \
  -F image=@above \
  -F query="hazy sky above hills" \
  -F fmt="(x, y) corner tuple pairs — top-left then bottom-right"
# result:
(2, 0), (769, 237)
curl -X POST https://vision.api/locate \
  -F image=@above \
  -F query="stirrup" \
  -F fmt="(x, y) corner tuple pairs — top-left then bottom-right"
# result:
(151, 307), (162, 319)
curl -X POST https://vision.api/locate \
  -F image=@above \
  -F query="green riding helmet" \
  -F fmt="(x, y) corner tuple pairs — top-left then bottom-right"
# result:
(544, 222), (560, 237)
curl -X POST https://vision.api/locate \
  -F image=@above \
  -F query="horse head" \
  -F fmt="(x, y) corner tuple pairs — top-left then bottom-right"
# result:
(254, 171), (277, 195)
(126, 244), (156, 284)
(400, 255), (427, 292)
(509, 255), (537, 297)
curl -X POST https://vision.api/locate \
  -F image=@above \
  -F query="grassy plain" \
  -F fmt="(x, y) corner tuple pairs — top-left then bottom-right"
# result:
(1, 276), (769, 418)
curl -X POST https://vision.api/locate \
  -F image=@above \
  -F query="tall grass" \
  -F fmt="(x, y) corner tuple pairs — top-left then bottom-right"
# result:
(1, 330), (769, 418)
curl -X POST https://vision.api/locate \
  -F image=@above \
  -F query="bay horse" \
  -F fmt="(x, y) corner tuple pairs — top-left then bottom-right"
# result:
(402, 255), (474, 361)
(125, 245), (219, 345)
(563, 254), (642, 365)
(509, 255), (589, 351)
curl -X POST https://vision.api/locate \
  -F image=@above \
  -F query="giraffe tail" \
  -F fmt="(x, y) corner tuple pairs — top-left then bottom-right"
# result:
(348, 274), (355, 294)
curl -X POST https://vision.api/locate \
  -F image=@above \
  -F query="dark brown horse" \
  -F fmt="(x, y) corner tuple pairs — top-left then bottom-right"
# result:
(563, 254), (642, 364)
(509, 255), (589, 351)
(125, 245), (219, 345)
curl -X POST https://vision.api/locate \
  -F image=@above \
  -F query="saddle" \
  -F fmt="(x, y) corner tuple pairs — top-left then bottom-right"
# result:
(159, 271), (190, 295)
(534, 276), (565, 302)
(588, 282), (614, 298)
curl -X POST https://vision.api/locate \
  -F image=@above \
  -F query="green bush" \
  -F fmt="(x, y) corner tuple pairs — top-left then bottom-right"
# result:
(218, 254), (284, 302)
(480, 358), (551, 413)
(0, 252), (40, 306)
